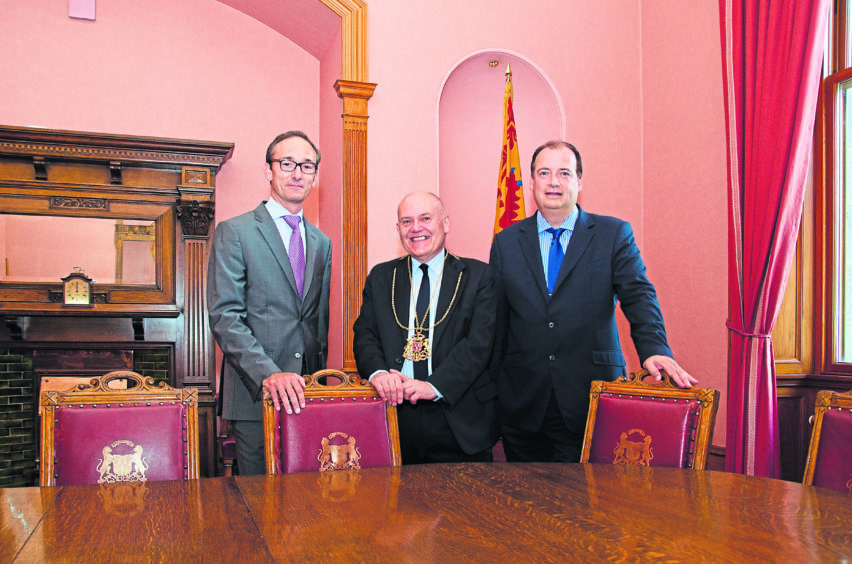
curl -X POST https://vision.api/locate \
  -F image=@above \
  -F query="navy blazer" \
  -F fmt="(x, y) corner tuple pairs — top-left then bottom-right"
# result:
(489, 207), (672, 434)
(353, 252), (499, 454)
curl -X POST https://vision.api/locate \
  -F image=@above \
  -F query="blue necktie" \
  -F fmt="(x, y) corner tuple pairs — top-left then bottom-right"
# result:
(546, 227), (565, 295)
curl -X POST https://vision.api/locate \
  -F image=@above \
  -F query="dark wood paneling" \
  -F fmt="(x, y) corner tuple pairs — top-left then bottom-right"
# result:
(777, 386), (809, 482)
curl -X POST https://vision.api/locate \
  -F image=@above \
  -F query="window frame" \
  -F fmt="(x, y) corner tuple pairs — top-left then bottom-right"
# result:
(815, 0), (852, 376)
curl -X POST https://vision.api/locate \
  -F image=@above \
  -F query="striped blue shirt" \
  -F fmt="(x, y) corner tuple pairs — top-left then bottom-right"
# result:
(537, 208), (578, 289)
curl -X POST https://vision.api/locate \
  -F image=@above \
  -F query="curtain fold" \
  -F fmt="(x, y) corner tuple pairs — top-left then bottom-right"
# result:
(720, 0), (829, 477)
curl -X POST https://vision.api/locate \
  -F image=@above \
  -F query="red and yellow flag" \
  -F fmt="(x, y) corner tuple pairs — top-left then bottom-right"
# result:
(494, 63), (525, 235)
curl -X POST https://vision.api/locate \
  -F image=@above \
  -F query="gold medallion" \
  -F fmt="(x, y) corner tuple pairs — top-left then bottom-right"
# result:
(403, 331), (431, 362)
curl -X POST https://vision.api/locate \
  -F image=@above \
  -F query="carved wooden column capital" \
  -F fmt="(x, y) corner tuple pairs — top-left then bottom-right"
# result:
(176, 199), (215, 237)
(335, 80), (378, 128)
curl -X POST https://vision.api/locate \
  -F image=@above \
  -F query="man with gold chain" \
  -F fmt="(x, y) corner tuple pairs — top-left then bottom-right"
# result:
(353, 191), (499, 464)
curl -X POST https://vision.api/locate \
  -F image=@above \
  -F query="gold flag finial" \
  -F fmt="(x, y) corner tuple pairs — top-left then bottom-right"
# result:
(505, 62), (512, 78)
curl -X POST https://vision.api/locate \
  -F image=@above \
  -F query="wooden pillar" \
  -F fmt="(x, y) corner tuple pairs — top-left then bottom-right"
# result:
(334, 79), (376, 372)
(176, 170), (217, 477)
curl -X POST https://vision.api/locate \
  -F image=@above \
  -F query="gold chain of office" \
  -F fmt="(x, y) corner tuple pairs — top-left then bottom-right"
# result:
(391, 253), (463, 362)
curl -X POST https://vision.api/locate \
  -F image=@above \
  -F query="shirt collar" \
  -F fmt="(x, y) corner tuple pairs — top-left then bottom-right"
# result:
(537, 207), (578, 234)
(410, 249), (446, 272)
(265, 198), (304, 220)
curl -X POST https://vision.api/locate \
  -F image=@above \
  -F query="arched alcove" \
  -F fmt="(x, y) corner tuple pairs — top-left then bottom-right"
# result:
(438, 50), (564, 261)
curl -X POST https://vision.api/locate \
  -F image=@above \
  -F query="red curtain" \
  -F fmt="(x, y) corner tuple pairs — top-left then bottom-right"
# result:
(720, 0), (829, 477)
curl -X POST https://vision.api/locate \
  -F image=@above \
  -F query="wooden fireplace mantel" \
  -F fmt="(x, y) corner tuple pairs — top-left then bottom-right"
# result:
(0, 125), (234, 478)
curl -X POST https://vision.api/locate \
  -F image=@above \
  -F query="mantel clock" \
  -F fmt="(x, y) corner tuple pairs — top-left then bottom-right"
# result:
(61, 270), (94, 306)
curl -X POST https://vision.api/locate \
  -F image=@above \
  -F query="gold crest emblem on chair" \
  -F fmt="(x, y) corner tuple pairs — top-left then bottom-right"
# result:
(612, 428), (654, 466)
(318, 432), (362, 471)
(97, 440), (149, 483)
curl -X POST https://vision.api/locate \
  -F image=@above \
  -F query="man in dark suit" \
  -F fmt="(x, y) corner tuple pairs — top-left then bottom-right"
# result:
(354, 191), (499, 464)
(489, 140), (696, 463)
(207, 131), (332, 475)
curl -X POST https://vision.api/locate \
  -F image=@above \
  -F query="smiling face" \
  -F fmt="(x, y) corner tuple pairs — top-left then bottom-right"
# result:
(531, 146), (583, 226)
(396, 191), (450, 263)
(264, 136), (319, 214)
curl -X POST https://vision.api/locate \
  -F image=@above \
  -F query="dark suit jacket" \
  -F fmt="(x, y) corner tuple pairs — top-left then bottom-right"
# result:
(207, 202), (332, 421)
(489, 207), (672, 434)
(353, 252), (499, 454)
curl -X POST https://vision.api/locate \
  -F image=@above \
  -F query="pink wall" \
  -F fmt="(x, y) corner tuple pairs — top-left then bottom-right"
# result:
(640, 0), (728, 438)
(366, 0), (727, 444)
(318, 30), (345, 367)
(367, 0), (646, 263)
(1, 0), (728, 446)
(0, 0), (321, 223)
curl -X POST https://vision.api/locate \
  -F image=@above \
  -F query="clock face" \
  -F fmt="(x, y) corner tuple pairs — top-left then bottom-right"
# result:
(64, 278), (91, 305)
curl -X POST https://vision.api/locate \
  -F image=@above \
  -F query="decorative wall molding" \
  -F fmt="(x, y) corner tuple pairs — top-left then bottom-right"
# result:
(0, 126), (234, 168)
(320, 0), (369, 82)
(50, 196), (108, 209)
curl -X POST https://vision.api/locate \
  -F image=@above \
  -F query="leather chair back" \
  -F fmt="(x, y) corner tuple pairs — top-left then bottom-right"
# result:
(263, 369), (401, 474)
(40, 371), (199, 486)
(581, 370), (720, 469)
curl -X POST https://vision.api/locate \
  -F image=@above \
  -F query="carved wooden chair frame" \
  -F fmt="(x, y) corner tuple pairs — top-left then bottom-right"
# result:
(40, 370), (200, 486)
(803, 388), (852, 487)
(581, 370), (720, 470)
(262, 369), (402, 474)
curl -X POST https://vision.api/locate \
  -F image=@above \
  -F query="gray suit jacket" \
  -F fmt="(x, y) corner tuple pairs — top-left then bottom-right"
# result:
(207, 202), (331, 421)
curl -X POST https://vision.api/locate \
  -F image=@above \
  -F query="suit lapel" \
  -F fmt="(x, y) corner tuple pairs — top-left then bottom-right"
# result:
(253, 204), (300, 299)
(392, 257), (412, 345)
(431, 252), (465, 350)
(301, 220), (320, 300)
(516, 216), (549, 299)
(553, 207), (595, 294)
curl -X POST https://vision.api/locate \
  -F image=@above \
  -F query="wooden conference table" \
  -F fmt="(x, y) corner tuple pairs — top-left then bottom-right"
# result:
(2, 463), (851, 562)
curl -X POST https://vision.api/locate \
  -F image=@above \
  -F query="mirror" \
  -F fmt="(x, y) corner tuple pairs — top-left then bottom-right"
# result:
(0, 215), (156, 285)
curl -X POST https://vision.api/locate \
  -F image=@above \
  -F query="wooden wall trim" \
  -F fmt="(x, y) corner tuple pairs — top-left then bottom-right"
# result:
(334, 79), (376, 372)
(183, 239), (212, 385)
(0, 125), (234, 167)
(320, 0), (369, 82)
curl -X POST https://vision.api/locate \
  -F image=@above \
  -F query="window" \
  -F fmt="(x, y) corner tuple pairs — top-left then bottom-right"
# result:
(821, 0), (852, 370)
(834, 73), (852, 361)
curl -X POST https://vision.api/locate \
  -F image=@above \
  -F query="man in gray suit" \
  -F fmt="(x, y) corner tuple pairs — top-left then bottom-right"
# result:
(207, 131), (332, 475)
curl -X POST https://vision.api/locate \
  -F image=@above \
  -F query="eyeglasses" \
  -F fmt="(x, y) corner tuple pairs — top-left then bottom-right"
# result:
(269, 158), (318, 175)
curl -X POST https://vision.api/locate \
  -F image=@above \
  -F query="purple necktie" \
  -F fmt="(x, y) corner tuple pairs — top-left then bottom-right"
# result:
(283, 215), (305, 298)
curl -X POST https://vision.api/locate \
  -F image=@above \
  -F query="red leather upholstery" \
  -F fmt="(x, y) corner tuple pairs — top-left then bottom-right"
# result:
(810, 409), (852, 493)
(274, 397), (395, 473)
(52, 404), (188, 486)
(40, 371), (199, 486)
(587, 394), (700, 468)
